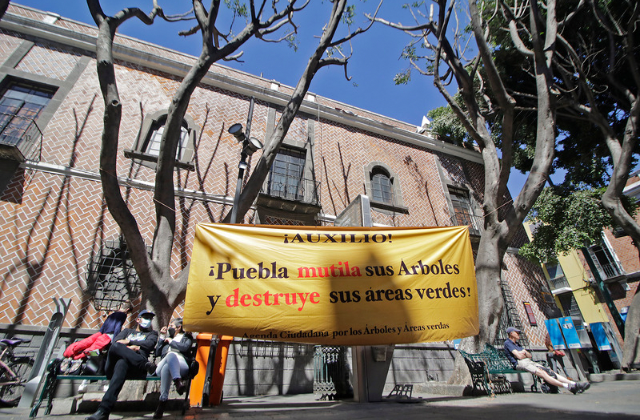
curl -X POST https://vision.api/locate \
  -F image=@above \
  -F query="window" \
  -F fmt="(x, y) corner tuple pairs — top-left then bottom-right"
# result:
(0, 80), (54, 148)
(85, 237), (145, 312)
(587, 242), (624, 280)
(363, 162), (407, 214)
(523, 302), (537, 326)
(124, 110), (197, 170)
(371, 168), (393, 205)
(267, 147), (306, 201)
(557, 294), (582, 320)
(144, 123), (189, 160)
(449, 188), (481, 234)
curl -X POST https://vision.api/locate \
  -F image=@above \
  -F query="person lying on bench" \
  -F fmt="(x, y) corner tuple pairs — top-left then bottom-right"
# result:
(504, 327), (590, 394)
(152, 318), (193, 419)
(64, 301), (131, 360)
(86, 309), (158, 420)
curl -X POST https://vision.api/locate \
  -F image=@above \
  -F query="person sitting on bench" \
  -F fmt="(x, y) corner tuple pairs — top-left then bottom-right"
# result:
(504, 327), (589, 394)
(151, 318), (193, 419)
(86, 309), (158, 420)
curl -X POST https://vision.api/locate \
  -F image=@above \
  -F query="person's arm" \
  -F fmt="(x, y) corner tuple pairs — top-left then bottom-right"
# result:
(155, 335), (167, 356)
(504, 340), (530, 360)
(114, 328), (130, 343)
(512, 347), (531, 360)
(137, 330), (159, 354)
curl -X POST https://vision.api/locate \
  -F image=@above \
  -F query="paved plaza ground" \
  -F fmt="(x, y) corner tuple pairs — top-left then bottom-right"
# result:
(2, 377), (639, 420)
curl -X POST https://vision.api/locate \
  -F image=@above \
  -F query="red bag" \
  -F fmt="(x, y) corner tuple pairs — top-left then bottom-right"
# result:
(554, 350), (565, 357)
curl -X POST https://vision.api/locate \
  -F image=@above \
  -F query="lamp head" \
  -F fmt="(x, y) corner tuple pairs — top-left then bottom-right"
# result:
(243, 137), (263, 155)
(228, 123), (245, 142)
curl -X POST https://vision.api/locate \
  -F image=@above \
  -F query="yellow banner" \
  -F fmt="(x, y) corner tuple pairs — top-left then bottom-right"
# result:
(184, 224), (478, 345)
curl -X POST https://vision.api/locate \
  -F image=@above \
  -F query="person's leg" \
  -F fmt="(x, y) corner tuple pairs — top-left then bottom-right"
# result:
(529, 361), (590, 393)
(158, 363), (172, 401)
(84, 334), (112, 354)
(518, 359), (575, 390)
(165, 353), (189, 379)
(64, 333), (100, 358)
(108, 341), (150, 372)
(163, 353), (188, 395)
(86, 358), (129, 420)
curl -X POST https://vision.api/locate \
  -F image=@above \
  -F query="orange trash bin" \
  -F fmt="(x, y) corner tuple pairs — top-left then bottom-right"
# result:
(189, 333), (233, 407)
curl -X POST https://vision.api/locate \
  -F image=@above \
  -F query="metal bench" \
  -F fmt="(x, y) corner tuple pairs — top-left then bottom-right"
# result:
(459, 343), (543, 395)
(30, 356), (199, 417)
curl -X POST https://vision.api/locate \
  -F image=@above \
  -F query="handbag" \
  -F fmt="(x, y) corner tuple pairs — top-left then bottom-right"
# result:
(553, 350), (565, 357)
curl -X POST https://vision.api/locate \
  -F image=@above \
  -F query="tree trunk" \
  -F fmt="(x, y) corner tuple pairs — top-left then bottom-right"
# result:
(621, 288), (640, 370)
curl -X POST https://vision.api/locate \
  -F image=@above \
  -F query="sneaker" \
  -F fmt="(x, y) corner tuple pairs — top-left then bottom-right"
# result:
(78, 379), (89, 393)
(569, 383), (579, 394)
(145, 361), (157, 375)
(578, 382), (590, 393)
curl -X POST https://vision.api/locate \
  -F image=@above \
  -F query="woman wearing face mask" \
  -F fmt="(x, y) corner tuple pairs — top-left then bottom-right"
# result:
(152, 318), (193, 419)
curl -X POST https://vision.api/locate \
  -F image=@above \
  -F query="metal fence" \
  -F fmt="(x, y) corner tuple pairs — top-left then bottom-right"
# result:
(313, 346), (351, 400)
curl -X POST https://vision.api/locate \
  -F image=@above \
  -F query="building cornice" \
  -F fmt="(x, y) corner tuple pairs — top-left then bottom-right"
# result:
(1, 7), (484, 165)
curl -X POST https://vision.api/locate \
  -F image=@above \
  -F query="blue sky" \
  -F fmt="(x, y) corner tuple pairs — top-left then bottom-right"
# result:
(13, 0), (529, 194)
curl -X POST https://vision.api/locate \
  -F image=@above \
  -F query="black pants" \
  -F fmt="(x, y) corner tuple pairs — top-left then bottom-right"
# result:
(99, 342), (148, 413)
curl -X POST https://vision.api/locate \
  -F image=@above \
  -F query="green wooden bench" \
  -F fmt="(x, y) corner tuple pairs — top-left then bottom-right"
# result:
(459, 343), (543, 395)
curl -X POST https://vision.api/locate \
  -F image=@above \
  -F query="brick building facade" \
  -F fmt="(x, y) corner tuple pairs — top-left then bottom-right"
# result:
(0, 4), (555, 396)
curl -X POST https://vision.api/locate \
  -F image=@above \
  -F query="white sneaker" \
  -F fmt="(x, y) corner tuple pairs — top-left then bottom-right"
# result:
(78, 379), (89, 393)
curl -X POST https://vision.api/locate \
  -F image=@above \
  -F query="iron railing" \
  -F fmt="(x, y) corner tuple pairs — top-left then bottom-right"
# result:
(452, 212), (484, 236)
(598, 261), (624, 279)
(548, 275), (571, 291)
(262, 174), (321, 205)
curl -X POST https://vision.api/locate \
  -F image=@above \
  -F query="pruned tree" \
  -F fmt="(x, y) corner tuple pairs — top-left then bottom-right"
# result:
(88, 0), (310, 326)
(88, 0), (378, 327)
(382, 0), (640, 372)
(375, 0), (560, 356)
(522, 0), (640, 370)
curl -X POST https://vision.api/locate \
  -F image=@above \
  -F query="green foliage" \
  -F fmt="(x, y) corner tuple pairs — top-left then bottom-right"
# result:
(393, 68), (411, 85)
(520, 186), (638, 263)
(224, 0), (248, 17)
(285, 33), (299, 51)
(427, 105), (471, 147)
(342, 4), (356, 26)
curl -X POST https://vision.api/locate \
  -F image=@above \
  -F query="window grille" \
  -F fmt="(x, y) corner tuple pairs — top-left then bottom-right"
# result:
(85, 237), (147, 312)
(267, 147), (306, 201)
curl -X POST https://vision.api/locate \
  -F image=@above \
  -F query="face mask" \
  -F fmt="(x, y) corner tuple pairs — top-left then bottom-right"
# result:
(168, 327), (176, 338)
(139, 318), (152, 329)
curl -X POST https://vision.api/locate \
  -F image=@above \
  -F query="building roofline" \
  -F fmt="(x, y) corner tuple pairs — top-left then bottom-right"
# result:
(1, 4), (484, 164)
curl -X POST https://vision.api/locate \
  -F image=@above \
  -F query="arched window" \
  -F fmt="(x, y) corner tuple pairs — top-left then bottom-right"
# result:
(124, 110), (198, 170)
(363, 162), (408, 214)
(370, 167), (393, 205)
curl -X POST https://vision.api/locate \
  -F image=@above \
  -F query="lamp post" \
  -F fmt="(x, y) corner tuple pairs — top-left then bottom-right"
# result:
(228, 123), (263, 224)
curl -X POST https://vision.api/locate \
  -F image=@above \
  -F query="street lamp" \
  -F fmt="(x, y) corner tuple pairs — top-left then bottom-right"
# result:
(229, 123), (263, 224)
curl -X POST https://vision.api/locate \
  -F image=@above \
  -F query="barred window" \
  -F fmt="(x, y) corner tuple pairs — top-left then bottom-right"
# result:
(86, 238), (145, 312)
